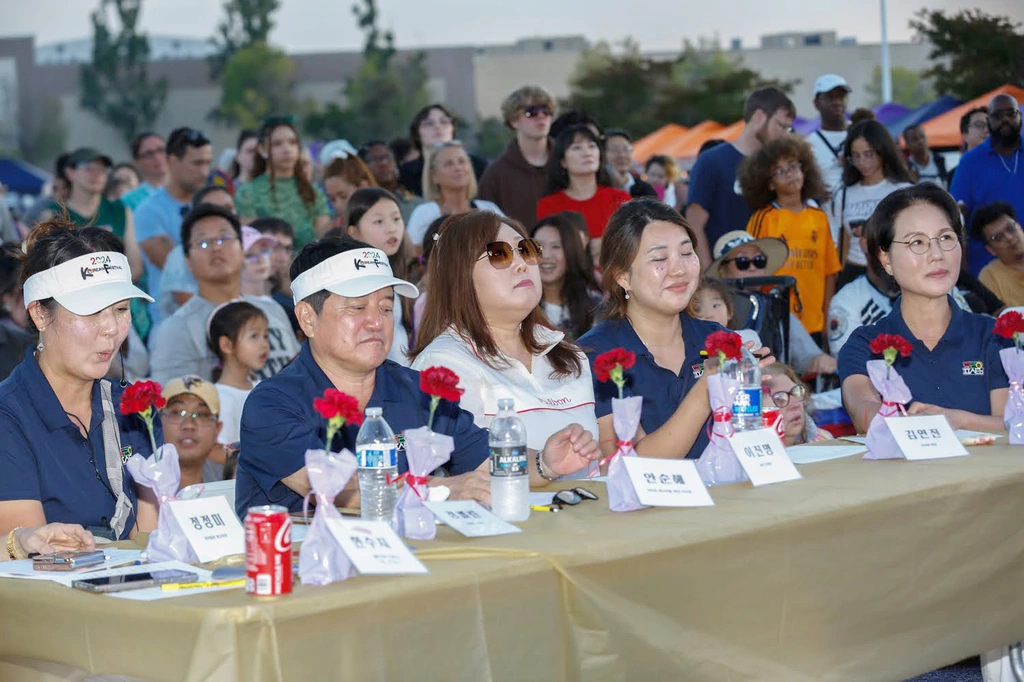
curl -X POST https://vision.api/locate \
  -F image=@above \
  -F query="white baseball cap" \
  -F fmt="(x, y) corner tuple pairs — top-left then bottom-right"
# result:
(813, 74), (851, 96)
(23, 251), (153, 316)
(291, 247), (419, 305)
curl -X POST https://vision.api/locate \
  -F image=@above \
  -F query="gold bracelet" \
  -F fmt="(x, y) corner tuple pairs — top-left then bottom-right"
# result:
(6, 527), (23, 560)
(536, 449), (558, 482)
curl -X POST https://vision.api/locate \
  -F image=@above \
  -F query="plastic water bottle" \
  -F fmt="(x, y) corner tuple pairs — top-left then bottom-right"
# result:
(489, 398), (530, 522)
(724, 344), (762, 431)
(355, 407), (398, 524)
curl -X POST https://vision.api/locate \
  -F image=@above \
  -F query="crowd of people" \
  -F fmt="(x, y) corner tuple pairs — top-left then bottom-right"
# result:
(1, 75), (1022, 581)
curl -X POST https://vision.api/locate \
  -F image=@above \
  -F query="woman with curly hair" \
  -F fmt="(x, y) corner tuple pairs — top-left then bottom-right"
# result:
(740, 136), (840, 342)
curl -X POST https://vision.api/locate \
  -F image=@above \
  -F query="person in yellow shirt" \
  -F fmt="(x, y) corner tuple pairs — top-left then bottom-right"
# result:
(740, 137), (840, 343)
(974, 202), (1024, 307)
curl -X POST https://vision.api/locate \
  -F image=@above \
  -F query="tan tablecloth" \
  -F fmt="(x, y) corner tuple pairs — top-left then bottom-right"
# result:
(3, 444), (1024, 682)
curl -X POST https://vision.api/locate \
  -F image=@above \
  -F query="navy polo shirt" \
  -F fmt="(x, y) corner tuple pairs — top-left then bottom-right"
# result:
(838, 295), (1009, 415)
(235, 343), (490, 516)
(578, 313), (724, 459)
(0, 350), (161, 539)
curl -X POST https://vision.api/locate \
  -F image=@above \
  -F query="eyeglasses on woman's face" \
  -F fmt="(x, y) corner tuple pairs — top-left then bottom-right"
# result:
(891, 230), (960, 255)
(477, 238), (542, 270)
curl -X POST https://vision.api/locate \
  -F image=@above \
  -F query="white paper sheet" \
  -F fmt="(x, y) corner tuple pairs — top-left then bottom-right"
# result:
(787, 444), (868, 464)
(840, 435), (868, 444)
(0, 549), (143, 583)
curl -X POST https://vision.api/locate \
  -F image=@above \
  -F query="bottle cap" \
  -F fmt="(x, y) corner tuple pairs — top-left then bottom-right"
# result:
(365, 407), (383, 418)
(497, 398), (515, 410)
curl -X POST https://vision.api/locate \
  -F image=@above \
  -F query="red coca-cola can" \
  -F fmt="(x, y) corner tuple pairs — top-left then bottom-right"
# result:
(762, 409), (785, 438)
(245, 505), (292, 596)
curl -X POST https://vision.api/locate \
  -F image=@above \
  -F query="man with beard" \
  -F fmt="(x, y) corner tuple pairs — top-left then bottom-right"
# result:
(357, 141), (423, 223)
(976, 202), (1024, 307)
(951, 94), (1024, 275)
(686, 87), (796, 268)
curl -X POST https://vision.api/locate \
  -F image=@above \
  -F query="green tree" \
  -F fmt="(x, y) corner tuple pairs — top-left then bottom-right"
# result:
(911, 9), (1024, 99)
(210, 42), (296, 128)
(79, 0), (167, 146)
(304, 0), (430, 142)
(208, 0), (280, 79)
(865, 65), (934, 107)
(473, 117), (513, 160)
(22, 97), (68, 168)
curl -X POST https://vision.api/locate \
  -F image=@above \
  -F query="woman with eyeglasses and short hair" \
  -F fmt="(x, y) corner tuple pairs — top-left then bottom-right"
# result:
(410, 211), (599, 479)
(398, 104), (489, 198)
(761, 363), (833, 446)
(0, 219), (160, 545)
(740, 136), (840, 343)
(405, 141), (505, 247)
(235, 118), (331, 250)
(839, 185), (1010, 434)
(833, 120), (913, 290)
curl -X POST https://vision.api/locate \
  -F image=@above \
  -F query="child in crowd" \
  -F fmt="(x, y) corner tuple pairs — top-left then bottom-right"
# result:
(412, 215), (449, 339)
(161, 376), (227, 486)
(240, 225), (278, 299)
(322, 141), (378, 228)
(251, 217), (300, 336)
(207, 301), (269, 447)
(689, 279), (762, 348)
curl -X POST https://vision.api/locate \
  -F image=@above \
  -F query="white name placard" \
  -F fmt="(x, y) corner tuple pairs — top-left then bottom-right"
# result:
(325, 519), (428, 575)
(728, 428), (802, 486)
(885, 415), (968, 460)
(166, 497), (245, 562)
(622, 458), (715, 507)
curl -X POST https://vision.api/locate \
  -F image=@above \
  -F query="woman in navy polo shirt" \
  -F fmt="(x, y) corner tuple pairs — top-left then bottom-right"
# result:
(579, 198), (766, 460)
(0, 221), (160, 542)
(839, 184), (1009, 433)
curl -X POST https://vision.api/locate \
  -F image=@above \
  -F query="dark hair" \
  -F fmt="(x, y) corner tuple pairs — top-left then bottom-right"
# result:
(865, 184), (963, 278)
(389, 137), (413, 163)
(421, 215), (449, 265)
(688, 279), (735, 322)
(344, 187), (414, 337)
(166, 127), (211, 160)
(103, 162), (140, 199)
(358, 140), (389, 160)
(849, 108), (876, 126)
(0, 243), (23, 321)
(605, 128), (631, 143)
(738, 136), (828, 210)
(181, 204), (242, 256)
(409, 104), (457, 153)
(323, 155), (376, 188)
(20, 217), (126, 333)
(54, 152), (72, 184)
(743, 87), (796, 123)
(207, 300), (268, 382)
(645, 154), (679, 182)
(531, 213), (600, 339)
(410, 211), (583, 378)
(599, 198), (697, 320)
(545, 125), (613, 194)
(290, 234), (373, 314)
(842, 120), (912, 187)
(550, 110), (603, 141)
(229, 128), (258, 179)
(960, 106), (989, 135)
(971, 201), (1017, 241)
(558, 210), (597, 276)
(251, 120), (318, 213)
(192, 184), (234, 209)
(902, 123), (923, 140)
(130, 131), (162, 159)
(251, 216), (294, 239)
(698, 139), (725, 156)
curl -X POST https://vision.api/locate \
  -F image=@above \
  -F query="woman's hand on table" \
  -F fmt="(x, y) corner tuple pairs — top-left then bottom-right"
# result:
(15, 523), (95, 557)
(543, 424), (600, 477)
(907, 402), (969, 430)
(442, 470), (492, 506)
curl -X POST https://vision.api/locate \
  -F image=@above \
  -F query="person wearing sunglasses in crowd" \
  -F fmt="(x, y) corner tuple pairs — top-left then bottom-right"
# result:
(236, 118), (331, 250)
(839, 185), (1010, 434)
(405, 141), (505, 247)
(399, 105), (489, 198)
(237, 233), (599, 514)
(477, 86), (557, 228)
(761, 363), (833, 446)
(0, 220), (159, 544)
(410, 211), (599, 479)
(832, 120), (913, 290)
(740, 136), (840, 345)
(578, 199), (774, 462)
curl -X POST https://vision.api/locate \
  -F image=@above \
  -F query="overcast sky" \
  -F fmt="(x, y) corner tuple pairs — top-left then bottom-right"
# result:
(2, 0), (1021, 52)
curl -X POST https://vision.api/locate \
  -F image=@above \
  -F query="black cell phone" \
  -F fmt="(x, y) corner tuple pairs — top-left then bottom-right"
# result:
(71, 569), (197, 593)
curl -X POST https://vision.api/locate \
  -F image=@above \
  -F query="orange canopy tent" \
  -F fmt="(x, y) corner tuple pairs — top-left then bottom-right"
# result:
(631, 124), (688, 163)
(919, 84), (1024, 148)
(664, 121), (728, 158)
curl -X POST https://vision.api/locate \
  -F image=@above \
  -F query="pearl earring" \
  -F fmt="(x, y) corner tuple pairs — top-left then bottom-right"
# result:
(624, 290), (631, 300)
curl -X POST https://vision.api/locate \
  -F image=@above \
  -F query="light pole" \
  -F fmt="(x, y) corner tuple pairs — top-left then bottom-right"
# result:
(880, 0), (893, 102)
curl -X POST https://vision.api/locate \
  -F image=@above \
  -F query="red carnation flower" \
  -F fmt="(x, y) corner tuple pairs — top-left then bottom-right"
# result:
(994, 311), (1024, 349)
(704, 330), (743, 367)
(119, 380), (166, 457)
(868, 333), (912, 359)
(313, 389), (363, 451)
(594, 348), (636, 383)
(420, 366), (465, 404)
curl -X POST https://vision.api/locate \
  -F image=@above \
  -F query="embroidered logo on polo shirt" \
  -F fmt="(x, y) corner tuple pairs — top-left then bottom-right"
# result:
(120, 445), (133, 463)
(962, 361), (984, 376)
(691, 364), (704, 379)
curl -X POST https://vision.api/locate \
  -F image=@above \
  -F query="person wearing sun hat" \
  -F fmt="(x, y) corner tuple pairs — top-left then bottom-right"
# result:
(235, 233), (599, 517)
(0, 220), (160, 543)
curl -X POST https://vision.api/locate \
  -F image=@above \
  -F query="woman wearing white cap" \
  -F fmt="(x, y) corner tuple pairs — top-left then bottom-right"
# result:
(0, 220), (160, 543)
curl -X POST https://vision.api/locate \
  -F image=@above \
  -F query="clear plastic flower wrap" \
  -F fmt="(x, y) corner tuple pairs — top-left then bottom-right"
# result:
(603, 395), (646, 512)
(392, 426), (452, 540)
(298, 449), (358, 586)
(999, 347), (1024, 444)
(125, 444), (197, 563)
(696, 374), (748, 486)
(864, 359), (913, 460)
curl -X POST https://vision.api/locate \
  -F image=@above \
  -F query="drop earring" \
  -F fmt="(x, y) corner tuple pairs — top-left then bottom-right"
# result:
(624, 290), (631, 300)
(35, 342), (44, 353)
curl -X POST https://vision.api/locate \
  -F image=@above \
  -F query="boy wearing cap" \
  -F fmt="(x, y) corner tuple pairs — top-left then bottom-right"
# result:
(161, 376), (225, 488)
(806, 74), (852, 246)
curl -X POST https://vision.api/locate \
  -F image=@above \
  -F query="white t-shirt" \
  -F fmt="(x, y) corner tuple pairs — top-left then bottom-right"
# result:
(406, 200), (505, 246)
(215, 383), (254, 446)
(410, 326), (599, 454)
(835, 180), (913, 266)
(806, 129), (847, 247)
(388, 296), (410, 367)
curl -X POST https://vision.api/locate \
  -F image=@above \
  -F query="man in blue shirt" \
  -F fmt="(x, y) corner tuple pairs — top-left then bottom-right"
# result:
(235, 235), (599, 516)
(951, 93), (1024, 276)
(686, 87), (796, 268)
(134, 127), (213, 325)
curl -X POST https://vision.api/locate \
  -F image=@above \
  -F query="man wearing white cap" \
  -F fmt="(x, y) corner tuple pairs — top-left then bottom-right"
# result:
(806, 74), (852, 247)
(0, 224), (159, 542)
(235, 234), (600, 515)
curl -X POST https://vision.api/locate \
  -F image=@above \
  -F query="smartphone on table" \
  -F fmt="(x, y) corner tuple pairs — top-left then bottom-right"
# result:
(71, 569), (198, 593)
(32, 550), (106, 571)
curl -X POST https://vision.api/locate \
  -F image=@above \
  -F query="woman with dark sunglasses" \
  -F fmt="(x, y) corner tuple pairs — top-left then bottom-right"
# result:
(410, 211), (599, 480)
(761, 363), (833, 446)
(739, 136), (840, 342)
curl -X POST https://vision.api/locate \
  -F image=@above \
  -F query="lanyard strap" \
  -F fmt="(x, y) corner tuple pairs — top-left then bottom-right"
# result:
(815, 130), (843, 160)
(99, 380), (134, 539)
